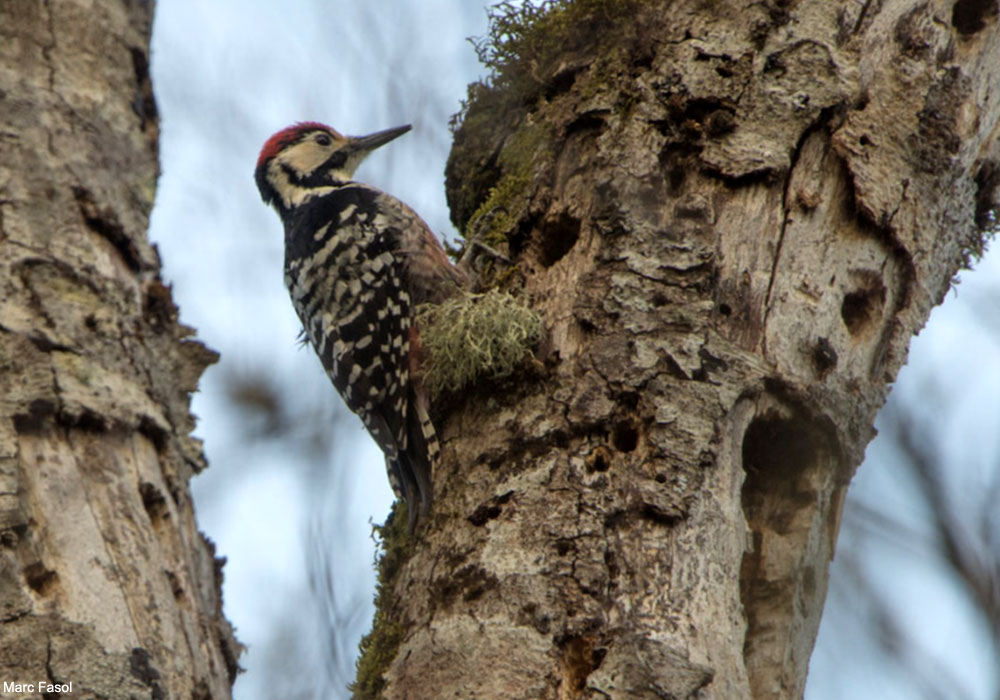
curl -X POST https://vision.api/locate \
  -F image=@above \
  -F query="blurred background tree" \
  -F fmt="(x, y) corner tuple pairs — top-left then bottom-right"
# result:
(149, 2), (1000, 699)
(0, 2), (236, 696)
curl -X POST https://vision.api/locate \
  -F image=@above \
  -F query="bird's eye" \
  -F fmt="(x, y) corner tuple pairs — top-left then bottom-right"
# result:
(315, 133), (332, 146)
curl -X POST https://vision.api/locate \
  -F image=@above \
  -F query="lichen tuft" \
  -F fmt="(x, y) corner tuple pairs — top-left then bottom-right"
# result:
(417, 289), (543, 398)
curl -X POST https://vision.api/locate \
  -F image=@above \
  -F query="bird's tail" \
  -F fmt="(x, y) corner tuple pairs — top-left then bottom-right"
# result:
(395, 387), (438, 532)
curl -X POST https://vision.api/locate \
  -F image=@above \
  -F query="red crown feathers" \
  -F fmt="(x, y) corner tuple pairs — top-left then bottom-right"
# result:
(256, 121), (337, 170)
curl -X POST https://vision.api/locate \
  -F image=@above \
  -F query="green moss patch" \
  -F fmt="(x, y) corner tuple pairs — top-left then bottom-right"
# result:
(351, 505), (413, 699)
(476, 0), (647, 91)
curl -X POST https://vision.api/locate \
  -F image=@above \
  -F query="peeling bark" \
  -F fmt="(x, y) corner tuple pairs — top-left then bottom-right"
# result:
(0, 2), (237, 698)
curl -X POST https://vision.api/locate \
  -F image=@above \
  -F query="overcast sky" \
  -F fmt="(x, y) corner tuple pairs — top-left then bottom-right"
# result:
(147, 3), (1000, 699)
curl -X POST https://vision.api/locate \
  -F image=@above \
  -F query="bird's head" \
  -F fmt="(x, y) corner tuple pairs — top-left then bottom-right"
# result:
(254, 121), (411, 212)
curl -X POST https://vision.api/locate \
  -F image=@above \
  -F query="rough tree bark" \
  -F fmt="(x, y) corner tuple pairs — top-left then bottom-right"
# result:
(355, 1), (1000, 699)
(0, 2), (238, 698)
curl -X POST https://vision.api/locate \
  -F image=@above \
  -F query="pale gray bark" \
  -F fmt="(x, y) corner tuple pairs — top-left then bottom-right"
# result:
(360, 1), (1000, 699)
(0, 2), (237, 698)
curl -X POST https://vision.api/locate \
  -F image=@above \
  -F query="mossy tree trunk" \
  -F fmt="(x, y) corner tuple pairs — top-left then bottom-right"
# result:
(0, 2), (238, 698)
(356, 1), (1000, 699)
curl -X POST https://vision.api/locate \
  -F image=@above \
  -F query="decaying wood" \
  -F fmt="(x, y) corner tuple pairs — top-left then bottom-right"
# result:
(364, 2), (1000, 698)
(0, 2), (237, 698)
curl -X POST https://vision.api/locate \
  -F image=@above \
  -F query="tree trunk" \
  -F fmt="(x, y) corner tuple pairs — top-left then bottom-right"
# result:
(352, 1), (1000, 698)
(0, 2), (238, 698)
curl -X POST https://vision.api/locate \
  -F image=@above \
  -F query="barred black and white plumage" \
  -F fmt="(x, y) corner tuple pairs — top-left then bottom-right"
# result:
(254, 122), (467, 529)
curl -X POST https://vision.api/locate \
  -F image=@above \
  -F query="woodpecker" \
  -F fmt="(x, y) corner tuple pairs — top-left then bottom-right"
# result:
(254, 122), (468, 530)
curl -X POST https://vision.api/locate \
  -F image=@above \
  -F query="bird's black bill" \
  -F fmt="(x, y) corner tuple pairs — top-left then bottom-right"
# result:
(352, 124), (412, 154)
